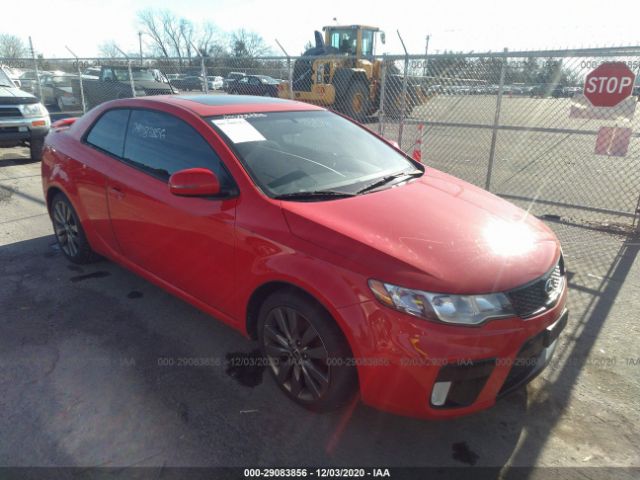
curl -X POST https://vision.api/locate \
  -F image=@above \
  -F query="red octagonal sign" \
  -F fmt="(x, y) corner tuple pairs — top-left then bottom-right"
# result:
(584, 62), (636, 108)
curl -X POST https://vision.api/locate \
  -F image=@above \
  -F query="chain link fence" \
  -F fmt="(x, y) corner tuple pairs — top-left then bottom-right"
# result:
(2, 46), (640, 229)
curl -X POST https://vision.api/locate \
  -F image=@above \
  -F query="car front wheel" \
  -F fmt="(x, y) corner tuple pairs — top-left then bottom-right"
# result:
(258, 290), (357, 412)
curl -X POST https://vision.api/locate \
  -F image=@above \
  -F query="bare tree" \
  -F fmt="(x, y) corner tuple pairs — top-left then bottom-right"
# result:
(0, 34), (26, 59)
(179, 19), (195, 60)
(161, 10), (183, 63)
(230, 29), (271, 58)
(98, 41), (121, 59)
(138, 9), (171, 58)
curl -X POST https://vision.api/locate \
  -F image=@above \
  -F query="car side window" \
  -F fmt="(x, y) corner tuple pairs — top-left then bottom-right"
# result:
(250, 77), (261, 85)
(86, 109), (130, 157)
(123, 109), (232, 187)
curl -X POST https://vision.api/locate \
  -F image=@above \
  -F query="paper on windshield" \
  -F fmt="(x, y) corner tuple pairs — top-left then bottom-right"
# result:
(212, 118), (265, 143)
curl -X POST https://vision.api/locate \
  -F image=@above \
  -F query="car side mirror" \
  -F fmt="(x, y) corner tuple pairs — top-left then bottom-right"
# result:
(13, 80), (21, 88)
(169, 168), (221, 197)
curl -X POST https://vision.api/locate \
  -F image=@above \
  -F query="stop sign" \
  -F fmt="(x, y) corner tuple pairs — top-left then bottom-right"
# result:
(584, 62), (636, 107)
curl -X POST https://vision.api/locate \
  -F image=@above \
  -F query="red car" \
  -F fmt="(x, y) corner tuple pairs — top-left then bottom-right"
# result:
(42, 95), (568, 419)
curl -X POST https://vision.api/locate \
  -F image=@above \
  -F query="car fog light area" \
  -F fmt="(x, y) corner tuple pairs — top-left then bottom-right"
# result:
(431, 381), (452, 407)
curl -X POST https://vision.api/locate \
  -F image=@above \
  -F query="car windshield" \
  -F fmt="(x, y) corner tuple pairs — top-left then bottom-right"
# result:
(258, 76), (278, 84)
(113, 68), (156, 82)
(0, 68), (13, 87)
(209, 110), (421, 198)
(51, 76), (74, 86)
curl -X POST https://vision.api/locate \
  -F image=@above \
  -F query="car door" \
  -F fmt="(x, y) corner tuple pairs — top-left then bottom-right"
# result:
(104, 108), (239, 314)
(236, 76), (249, 94)
(248, 77), (263, 95)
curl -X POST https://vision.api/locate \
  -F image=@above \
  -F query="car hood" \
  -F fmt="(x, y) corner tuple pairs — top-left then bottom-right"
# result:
(281, 168), (560, 294)
(0, 85), (38, 104)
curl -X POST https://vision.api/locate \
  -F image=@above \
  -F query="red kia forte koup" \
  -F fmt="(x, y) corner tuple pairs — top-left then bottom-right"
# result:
(42, 96), (567, 418)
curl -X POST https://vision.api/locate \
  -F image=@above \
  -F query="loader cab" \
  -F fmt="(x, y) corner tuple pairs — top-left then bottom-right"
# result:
(323, 25), (381, 59)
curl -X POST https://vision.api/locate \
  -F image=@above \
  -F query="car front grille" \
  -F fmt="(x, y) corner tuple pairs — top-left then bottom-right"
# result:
(507, 256), (565, 319)
(0, 107), (22, 118)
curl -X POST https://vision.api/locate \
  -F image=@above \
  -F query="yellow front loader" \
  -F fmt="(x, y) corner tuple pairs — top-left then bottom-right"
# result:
(279, 25), (424, 121)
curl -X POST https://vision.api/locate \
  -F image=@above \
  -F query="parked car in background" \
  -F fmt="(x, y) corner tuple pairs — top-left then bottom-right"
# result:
(563, 86), (581, 97)
(169, 75), (203, 91)
(228, 75), (281, 97)
(41, 95), (567, 418)
(206, 76), (224, 90)
(40, 74), (80, 111)
(223, 72), (246, 91)
(18, 70), (44, 93)
(0, 65), (49, 160)
(530, 84), (567, 98)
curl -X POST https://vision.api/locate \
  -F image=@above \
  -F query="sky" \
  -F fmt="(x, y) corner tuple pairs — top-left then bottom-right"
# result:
(4, 0), (640, 58)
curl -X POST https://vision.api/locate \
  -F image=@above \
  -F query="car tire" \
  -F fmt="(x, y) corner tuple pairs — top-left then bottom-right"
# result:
(258, 289), (357, 412)
(50, 193), (100, 264)
(30, 138), (44, 161)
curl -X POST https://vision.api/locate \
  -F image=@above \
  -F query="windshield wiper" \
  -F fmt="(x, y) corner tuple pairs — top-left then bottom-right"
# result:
(274, 190), (356, 201)
(356, 170), (423, 195)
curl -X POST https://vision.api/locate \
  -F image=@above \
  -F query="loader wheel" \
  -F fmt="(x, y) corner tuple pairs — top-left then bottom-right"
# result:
(341, 82), (370, 123)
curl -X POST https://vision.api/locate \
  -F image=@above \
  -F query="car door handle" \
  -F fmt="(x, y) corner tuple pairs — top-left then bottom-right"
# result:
(108, 185), (124, 200)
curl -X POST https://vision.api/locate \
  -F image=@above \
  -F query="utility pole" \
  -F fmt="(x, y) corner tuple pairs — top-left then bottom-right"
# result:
(423, 34), (430, 77)
(138, 32), (143, 66)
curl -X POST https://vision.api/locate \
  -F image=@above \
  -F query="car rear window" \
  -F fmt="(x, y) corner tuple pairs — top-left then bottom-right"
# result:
(86, 109), (130, 157)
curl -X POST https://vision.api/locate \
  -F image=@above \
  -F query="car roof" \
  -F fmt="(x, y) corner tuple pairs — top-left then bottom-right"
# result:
(126, 94), (324, 116)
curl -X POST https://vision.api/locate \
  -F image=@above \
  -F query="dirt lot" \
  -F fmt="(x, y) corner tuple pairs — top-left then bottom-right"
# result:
(1, 143), (639, 477)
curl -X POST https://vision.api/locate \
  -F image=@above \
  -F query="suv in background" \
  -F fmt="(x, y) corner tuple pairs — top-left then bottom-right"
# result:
(0, 66), (50, 161)
(223, 72), (246, 91)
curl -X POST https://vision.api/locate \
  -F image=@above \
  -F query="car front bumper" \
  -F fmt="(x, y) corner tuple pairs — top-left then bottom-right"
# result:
(336, 287), (568, 419)
(0, 117), (50, 146)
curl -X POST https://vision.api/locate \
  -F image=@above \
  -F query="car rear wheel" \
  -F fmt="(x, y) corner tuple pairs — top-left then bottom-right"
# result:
(51, 193), (100, 264)
(258, 290), (357, 412)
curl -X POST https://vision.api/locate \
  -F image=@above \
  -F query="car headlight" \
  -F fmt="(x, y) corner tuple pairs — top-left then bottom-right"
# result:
(368, 280), (515, 326)
(20, 103), (48, 118)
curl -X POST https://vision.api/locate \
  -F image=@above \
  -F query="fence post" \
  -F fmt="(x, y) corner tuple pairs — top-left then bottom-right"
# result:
(287, 56), (293, 100)
(485, 48), (508, 191)
(127, 60), (136, 97)
(275, 40), (293, 100)
(190, 41), (207, 94)
(397, 30), (410, 148)
(65, 46), (86, 114)
(28, 37), (43, 102)
(378, 54), (387, 136)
